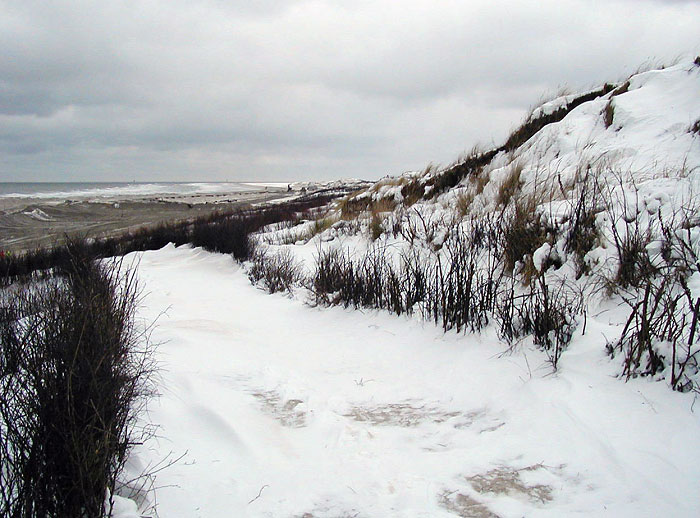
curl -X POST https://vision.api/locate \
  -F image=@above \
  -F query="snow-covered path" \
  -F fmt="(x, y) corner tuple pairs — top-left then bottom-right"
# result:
(127, 244), (700, 517)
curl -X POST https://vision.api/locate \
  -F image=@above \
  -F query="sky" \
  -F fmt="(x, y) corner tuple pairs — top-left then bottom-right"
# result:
(1, 0), (699, 183)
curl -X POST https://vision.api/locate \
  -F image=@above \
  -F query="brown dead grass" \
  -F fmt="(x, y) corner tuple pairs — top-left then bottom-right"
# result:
(497, 162), (524, 207)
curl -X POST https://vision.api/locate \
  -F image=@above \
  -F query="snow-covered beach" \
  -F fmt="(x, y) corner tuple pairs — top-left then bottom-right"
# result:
(3, 1), (699, 516)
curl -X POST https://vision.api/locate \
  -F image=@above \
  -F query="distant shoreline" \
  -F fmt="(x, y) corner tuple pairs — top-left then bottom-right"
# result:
(0, 187), (291, 253)
(0, 179), (370, 253)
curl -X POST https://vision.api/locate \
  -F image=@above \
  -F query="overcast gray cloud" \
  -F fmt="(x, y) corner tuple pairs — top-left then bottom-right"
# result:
(0, 0), (698, 182)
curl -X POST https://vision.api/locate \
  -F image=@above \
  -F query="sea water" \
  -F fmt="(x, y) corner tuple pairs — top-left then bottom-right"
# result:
(0, 182), (269, 199)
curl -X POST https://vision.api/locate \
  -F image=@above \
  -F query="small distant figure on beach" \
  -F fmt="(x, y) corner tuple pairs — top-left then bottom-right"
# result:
(287, 184), (292, 192)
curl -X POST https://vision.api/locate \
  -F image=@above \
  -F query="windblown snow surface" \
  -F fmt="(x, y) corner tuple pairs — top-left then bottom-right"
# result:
(115, 61), (700, 516)
(119, 244), (699, 518)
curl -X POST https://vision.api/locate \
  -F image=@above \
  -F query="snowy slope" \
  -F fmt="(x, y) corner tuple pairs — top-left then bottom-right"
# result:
(122, 244), (700, 517)
(114, 61), (700, 517)
(519, 62), (699, 180)
(348, 61), (700, 210)
(478, 61), (700, 209)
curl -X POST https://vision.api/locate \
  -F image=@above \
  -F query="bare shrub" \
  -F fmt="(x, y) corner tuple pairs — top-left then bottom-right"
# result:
(501, 199), (550, 273)
(611, 271), (699, 390)
(492, 274), (520, 345)
(608, 206), (700, 390)
(385, 209), (406, 239)
(400, 249), (429, 315)
(563, 167), (603, 277)
(397, 209), (443, 248)
(313, 219), (501, 334)
(493, 272), (581, 369)
(525, 274), (582, 368)
(607, 209), (657, 290)
(312, 247), (354, 305)
(313, 246), (404, 313)
(612, 278), (670, 381)
(310, 210), (585, 369)
(400, 180), (425, 207)
(426, 231), (494, 333)
(0, 239), (154, 517)
(248, 248), (304, 294)
(190, 215), (255, 260)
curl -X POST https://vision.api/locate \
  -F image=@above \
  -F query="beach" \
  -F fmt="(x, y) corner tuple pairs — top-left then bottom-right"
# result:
(0, 185), (292, 253)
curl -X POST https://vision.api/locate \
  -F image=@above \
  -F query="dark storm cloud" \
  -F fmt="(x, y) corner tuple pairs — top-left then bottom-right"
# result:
(0, 0), (698, 181)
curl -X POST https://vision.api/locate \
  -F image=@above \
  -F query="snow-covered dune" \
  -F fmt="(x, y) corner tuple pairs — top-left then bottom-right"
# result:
(517, 62), (700, 180)
(117, 61), (700, 517)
